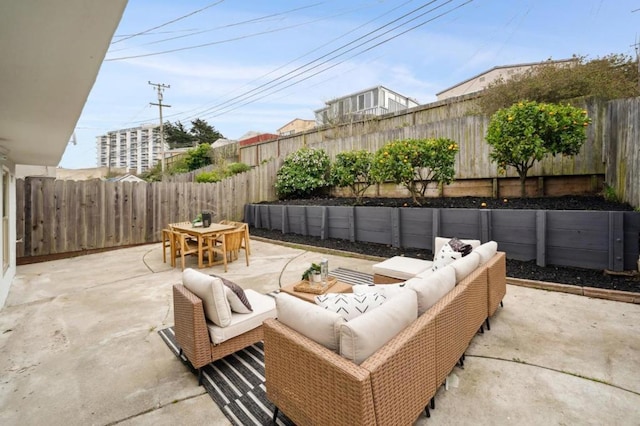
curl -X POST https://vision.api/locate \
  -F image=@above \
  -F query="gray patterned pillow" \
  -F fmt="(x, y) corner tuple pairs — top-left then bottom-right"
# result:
(447, 237), (473, 257)
(314, 292), (387, 321)
(210, 274), (253, 313)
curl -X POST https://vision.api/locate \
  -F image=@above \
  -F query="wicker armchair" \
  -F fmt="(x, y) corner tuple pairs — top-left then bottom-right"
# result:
(172, 284), (266, 384)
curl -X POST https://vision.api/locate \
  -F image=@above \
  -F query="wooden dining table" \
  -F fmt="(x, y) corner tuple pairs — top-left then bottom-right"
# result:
(169, 222), (235, 268)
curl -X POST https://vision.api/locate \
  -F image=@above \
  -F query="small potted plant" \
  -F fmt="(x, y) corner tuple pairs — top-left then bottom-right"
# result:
(302, 263), (322, 283)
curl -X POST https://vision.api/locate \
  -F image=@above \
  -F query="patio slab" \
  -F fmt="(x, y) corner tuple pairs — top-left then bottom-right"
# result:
(0, 240), (639, 425)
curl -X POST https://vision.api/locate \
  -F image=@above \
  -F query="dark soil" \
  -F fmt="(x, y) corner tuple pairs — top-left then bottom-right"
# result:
(253, 195), (640, 293)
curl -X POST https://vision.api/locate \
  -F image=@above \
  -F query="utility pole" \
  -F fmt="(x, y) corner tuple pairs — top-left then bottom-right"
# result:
(148, 81), (171, 172)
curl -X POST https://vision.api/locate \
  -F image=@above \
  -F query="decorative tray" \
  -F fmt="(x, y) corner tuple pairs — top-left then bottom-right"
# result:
(293, 276), (338, 294)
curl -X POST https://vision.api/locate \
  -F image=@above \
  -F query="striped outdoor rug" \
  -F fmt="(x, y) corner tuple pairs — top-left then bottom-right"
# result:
(159, 267), (372, 426)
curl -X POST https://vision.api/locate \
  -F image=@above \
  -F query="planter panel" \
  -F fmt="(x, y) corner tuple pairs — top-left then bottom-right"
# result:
(354, 207), (393, 245)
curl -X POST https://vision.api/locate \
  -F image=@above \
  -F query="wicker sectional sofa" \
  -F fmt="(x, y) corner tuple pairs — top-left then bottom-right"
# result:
(264, 245), (506, 425)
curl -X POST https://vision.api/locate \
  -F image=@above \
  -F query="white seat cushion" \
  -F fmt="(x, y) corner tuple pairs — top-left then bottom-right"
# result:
(474, 241), (498, 265)
(207, 289), (277, 345)
(275, 292), (344, 352)
(340, 289), (417, 365)
(372, 256), (433, 280)
(182, 268), (232, 328)
(406, 265), (456, 315)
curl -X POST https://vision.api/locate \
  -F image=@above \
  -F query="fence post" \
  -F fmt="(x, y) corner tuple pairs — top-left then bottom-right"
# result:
(432, 209), (440, 251)
(282, 206), (288, 234)
(536, 210), (547, 267)
(348, 207), (356, 242)
(301, 207), (308, 236)
(608, 211), (624, 272)
(320, 207), (329, 240)
(480, 209), (491, 243)
(391, 208), (401, 248)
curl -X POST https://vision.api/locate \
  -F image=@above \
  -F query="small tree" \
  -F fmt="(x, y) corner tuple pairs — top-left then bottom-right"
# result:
(486, 101), (591, 197)
(371, 138), (458, 205)
(331, 150), (374, 204)
(275, 148), (331, 199)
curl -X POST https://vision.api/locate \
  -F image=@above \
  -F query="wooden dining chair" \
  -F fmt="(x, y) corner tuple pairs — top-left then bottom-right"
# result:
(173, 230), (199, 270)
(161, 228), (174, 266)
(219, 220), (251, 256)
(207, 227), (248, 272)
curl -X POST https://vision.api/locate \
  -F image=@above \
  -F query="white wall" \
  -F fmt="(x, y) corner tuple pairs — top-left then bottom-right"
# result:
(0, 159), (17, 309)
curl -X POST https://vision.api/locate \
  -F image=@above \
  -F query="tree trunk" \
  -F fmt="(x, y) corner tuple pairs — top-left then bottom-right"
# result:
(519, 174), (527, 198)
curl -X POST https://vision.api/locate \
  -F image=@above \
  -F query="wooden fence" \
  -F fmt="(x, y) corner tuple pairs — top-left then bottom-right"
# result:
(16, 159), (280, 258)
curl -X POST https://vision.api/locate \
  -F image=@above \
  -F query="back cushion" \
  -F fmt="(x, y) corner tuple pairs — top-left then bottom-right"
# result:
(275, 292), (344, 352)
(475, 241), (498, 265)
(340, 290), (417, 365)
(406, 265), (456, 315)
(182, 268), (232, 327)
(450, 251), (481, 283)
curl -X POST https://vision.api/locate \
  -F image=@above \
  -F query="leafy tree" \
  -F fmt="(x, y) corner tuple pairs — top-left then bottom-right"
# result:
(184, 143), (212, 171)
(190, 118), (223, 145)
(331, 150), (375, 204)
(275, 148), (331, 199)
(371, 138), (458, 205)
(163, 121), (194, 149)
(486, 101), (591, 198)
(479, 54), (639, 114)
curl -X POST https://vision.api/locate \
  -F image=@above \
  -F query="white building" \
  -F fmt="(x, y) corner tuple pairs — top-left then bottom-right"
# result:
(315, 85), (419, 125)
(0, 1), (127, 309)
(436, 58), (577, 101)
(96, 124), (166, 174)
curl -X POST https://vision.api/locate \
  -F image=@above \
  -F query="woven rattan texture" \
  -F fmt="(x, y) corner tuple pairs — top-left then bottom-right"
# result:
(264, 319), (377, 426)
(487, 252), (507, 316)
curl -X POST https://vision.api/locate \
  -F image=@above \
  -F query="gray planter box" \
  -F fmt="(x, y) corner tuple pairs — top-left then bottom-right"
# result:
(245, 204), (640, 273)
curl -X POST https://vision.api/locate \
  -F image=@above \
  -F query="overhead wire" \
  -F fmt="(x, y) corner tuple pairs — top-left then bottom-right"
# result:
(111, 0), (225, 44)
(203, 0), (475, 119)
(191, 0), (460, 119)
(169, 0), (416, 122)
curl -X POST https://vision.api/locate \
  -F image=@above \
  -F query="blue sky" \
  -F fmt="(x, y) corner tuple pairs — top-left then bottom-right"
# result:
(61, 0), (640, 169)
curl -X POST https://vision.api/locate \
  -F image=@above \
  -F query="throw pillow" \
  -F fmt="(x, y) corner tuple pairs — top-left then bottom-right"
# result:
(450, 251), (481, 283)
(447, 237), (473, 257)
(352, 283), (409, 298)
(210, 274), (253, 314)
(431, 243), (462, 272)
(315, 292), (387, 321)
(182, 268), (232, 327)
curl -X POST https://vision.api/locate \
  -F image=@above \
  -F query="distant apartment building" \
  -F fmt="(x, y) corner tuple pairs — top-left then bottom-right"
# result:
(96, 124), (164, 174)
(277, 118), (316, 136)
(436, 58), (577, 101)
(314, 85), (419, 125)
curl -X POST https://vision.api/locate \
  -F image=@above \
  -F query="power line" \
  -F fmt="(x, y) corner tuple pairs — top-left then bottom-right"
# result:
(206, 0), (474, 119)
(111, 0), (225, 44)
(192, 0), (460, 119)
(169, 0), (416, 122)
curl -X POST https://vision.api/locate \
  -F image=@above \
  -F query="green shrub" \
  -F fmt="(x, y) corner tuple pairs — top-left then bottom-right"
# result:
(195, 170), (222, 183)
(331, 150), (375, 204)
(224, 162), (251, 177)
(371, 138), (458, 205)
(486, 101), (590, 197)
(275, 147), (331, 199)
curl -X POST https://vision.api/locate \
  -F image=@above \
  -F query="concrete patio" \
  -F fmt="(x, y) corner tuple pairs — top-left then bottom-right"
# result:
(1, 239), (639, 425)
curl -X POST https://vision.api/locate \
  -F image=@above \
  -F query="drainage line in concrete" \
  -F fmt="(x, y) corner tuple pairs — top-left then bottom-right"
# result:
(104, 392), (207, 425)
(465, 354), (640, 397)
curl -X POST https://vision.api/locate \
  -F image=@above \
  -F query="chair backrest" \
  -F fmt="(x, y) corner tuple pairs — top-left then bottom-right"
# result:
(173, 230), (197, 253)
(222, 228), (245, 251)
